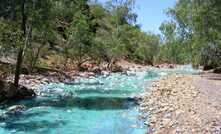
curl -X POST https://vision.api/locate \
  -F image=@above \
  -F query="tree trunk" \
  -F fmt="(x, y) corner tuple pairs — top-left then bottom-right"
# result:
(30, 43), (44, 72)
(14, 49), (24, 87)
(14, 0), (27, 87)
(64, 46), (69, 71)
(14, 25), (32, 86)
(107, 58), (114, 71)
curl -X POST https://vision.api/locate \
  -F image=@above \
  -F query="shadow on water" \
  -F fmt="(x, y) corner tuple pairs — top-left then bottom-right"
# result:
(19, 96), (138, 110)
(74, 89), (134, 95)
(65, 81), (104, 86)
(0, 111), (50, 121)
(0, 95), (139, 133)
(4, 120), (66, 132)
(0, 110), (65, 133)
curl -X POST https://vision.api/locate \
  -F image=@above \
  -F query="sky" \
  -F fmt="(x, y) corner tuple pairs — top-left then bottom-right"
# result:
(98, 0), (177, 34)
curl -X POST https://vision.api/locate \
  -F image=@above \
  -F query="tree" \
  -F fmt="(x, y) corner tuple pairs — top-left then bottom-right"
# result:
(166, 0), (221, 68)
(0, 0), (163, 79)
(134, 32), (160, 65)
(66, 1), (93, 70)
(0, 0), (55, 87)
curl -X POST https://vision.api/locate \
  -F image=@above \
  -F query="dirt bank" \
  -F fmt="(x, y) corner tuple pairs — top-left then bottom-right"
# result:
(140, 74), (221, 134)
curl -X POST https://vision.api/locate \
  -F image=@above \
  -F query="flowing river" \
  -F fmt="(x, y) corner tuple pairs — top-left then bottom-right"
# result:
(0, 65), (199, 134)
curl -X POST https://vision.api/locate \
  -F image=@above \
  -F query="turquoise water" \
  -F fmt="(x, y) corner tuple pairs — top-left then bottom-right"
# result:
(0, 65), (199, 134)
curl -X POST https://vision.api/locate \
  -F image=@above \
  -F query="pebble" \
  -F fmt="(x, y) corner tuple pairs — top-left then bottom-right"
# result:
(139, 74), (220, 134)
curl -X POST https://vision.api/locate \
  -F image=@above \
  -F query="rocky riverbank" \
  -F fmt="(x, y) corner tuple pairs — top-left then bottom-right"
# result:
(2, 60), (148, 90)
(140, 74), (221, 134)
(0, 80), (36, 103)
(0, 59), (150, 104)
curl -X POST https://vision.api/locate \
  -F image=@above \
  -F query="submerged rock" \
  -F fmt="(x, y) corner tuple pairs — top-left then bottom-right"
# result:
(6, 105), (26, 115)
(0, 80), (36, 103)
(0, 105), (26, 122)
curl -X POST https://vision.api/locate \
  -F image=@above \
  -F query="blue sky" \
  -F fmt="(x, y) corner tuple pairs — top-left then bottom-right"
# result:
(98, 0), (177, 34)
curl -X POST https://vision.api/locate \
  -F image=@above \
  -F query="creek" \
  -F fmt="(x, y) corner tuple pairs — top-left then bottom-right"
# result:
(0, 65), (199, 134)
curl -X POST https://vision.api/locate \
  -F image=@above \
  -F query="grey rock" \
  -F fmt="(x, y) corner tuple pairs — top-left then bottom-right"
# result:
(6, 105), (26, 115)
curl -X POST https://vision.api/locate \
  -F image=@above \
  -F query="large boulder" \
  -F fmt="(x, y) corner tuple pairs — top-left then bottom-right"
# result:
(203, 65), (214, 71)
(6, 105), (26, 115)
(213, 67), (221, 74)
(0, 80), (36, 103)
(91, 67), (102, 75)
(111, 65), (124, 73)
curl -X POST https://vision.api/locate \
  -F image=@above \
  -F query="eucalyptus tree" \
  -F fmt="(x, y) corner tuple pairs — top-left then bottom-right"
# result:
(94, 0), (138, 66)
(91, 0), (160, 66)
(167, 0), (221, 68)
(159, 21), (181, 63)
(0, 0), (54, 87)
(65, 0), (93, 70)
(25, 0), (55, 71)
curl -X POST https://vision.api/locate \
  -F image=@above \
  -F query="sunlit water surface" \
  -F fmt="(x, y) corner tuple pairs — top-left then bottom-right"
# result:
(0, 65), (199, 134)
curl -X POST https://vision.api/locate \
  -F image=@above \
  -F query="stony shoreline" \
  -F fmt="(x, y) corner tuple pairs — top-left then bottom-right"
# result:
(0, 60), (149, 104)
(3, 62), (148, 91)
(140, 74), (221, 134)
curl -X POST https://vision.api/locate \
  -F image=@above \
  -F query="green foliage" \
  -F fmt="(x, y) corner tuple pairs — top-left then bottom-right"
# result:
(0, 20), (23, 55)
(163, 0), (221, 68)
(157, 21), (189, 64)
(2, 0), (219, 75)
(134, 32), (159, 64)
(66, 9), (93, 67)
(0, 0), (161, 75)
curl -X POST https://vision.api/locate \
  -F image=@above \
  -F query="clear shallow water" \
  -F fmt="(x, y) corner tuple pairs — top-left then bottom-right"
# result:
(0, 65), (200, 134)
